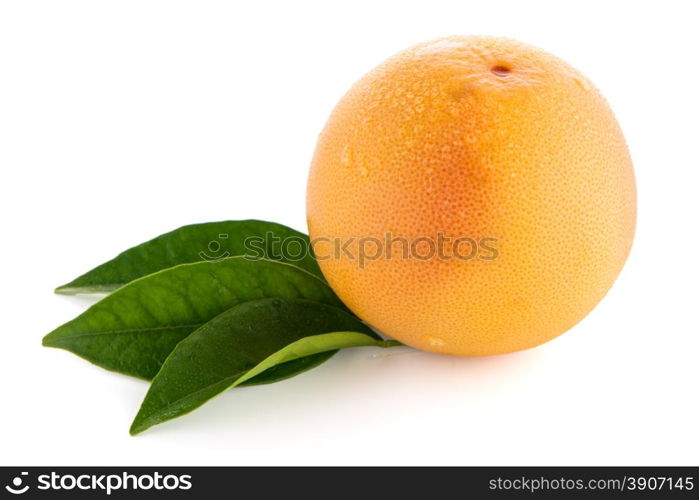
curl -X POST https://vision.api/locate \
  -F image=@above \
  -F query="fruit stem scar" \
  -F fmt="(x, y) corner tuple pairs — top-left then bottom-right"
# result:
(490, 65), (511, 77)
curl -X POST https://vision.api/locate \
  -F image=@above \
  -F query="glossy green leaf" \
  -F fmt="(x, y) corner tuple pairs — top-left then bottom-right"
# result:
(43, 258), (343, 380)
(130, 299), (398, 435)
(237, 350), (336, 387)
(56, 220), (323, 294)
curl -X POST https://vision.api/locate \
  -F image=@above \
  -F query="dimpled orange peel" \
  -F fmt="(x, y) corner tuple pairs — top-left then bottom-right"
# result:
(306, 36), (636, 356)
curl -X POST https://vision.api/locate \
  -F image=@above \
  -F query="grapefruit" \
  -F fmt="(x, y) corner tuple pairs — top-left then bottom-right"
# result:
(306, 36), (636, 356)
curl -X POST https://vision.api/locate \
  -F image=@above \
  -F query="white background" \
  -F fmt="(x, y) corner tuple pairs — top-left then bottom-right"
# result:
(1, 0), (697, 466)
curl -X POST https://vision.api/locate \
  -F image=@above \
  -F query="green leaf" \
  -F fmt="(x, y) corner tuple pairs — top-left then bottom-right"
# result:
(130, 298), (398, 435)
(43, 258), (343, 380)
(56, 220), (324, 294)
(237, 350), (336, 387)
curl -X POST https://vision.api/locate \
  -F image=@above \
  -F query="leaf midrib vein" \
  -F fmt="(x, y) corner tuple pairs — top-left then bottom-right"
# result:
(51, 323), (203, 340)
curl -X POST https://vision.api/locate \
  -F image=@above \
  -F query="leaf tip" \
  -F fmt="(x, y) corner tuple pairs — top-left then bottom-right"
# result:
(129, 407), (156, 435)
(129, 415), (148, 436)
(54, 285), (73, 295)
(128, 424), (144, 436)
(42, 332), (57, 347)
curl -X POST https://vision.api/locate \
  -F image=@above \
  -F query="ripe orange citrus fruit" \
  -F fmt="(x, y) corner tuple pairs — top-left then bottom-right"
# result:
(306, 36), (636, 356)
